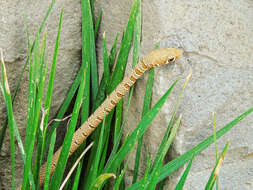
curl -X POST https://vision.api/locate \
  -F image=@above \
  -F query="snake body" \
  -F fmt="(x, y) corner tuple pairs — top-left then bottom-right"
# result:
(37, 47), (183, 185)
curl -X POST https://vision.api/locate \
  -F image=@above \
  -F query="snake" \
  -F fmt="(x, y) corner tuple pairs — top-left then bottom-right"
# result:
(35, 47), (183, 186)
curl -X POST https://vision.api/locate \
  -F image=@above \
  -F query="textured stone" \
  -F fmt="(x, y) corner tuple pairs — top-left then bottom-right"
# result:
(97, 0), (253, 189)
(0, 0), (81, 188)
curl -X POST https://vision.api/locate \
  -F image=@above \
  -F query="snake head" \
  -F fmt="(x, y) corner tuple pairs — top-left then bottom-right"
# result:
(143, 47), (183, 68)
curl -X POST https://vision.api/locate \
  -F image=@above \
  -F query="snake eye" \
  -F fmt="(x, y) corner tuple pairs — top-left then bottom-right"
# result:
(168, 57), (176, 62)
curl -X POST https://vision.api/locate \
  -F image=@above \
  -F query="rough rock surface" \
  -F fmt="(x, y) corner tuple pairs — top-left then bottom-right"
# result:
(97, 0), (253, 189)
(0, 0), (81, 188)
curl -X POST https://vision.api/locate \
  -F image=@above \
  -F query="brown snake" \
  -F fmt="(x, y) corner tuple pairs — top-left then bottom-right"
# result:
(29, 47), (183, 187)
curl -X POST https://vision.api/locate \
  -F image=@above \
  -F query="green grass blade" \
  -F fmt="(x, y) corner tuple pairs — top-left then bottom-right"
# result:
(132, 0), (141, 68)
(71, 162), (82, 190)
(1, 51), (35, 190)
(151, 72), (191, 173)
(22, 33), (40, 190)
(43, 9), (63, 130)
(139, 154), (152, 190)
(104, 80), (178, 173)
(81, 0), (98, 105)
(49, 68), (87, 190)
(44, 129), (57, 190)
(205, 142), (229, 190)
(94, 9), (102, 38)
(174, 156), (194, 190)
(32, 32), (48, 184)
(1, 50), (16, 189)
(127, 107), (253, 190)
(146, 115), (182, 190)
(108, 0), (139, 93)
(132, 68), (154, 184)
(113, 161), (129, 190)
(108, 34), (118, 69)
(102, 33), (110, 89)
(212, 112), (219, 189)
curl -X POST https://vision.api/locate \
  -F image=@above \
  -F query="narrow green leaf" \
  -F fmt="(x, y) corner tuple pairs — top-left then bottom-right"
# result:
(174, 157), (194, 190)
(146, 115), (182, 190)
(43, 9), (63, 130)
(81, 0), (98, 106)
(71, 162), (82, 190)
(94, 9), (102, 38)
(133, 67), (153, 184)
(151, 71), (192, 173)
(44, 129), (56, 190)
(109, 0), (139, 93)
(212, 112), (219, 190)
(1, 50), (16, 190)
(22, 33), (40, 190)
(113, 156), (130, 190)
(108, 34), (118, 69)
(32, 32), (48, 183)
(205, 142), (229, 190)
(140, 154), (152, 190)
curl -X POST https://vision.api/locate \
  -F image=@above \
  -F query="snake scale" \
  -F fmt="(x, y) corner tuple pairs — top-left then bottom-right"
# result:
(36, 47), (183, 186)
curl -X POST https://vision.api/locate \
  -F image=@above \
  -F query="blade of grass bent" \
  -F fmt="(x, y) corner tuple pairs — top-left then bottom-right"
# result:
(205, 142), (229, 190)
(1, 50), (16, 189)
(128, 106), (253, 190)
(104, 80), (178, 173)
(1, 51), (35, 189)
(212, 112), (219, 189)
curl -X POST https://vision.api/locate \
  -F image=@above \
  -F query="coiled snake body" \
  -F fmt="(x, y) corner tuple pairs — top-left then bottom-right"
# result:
(37, 47), (183, 186)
